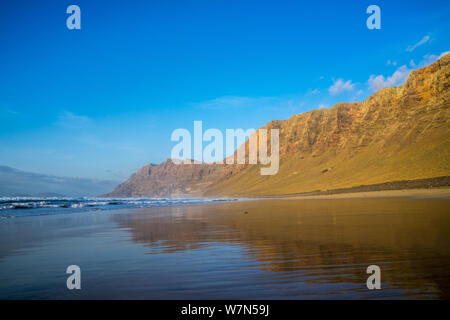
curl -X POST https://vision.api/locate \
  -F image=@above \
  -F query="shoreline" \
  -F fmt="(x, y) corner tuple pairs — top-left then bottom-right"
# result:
(2, 184), (449, 220)
(255, 176), (450, 200)
(105, 176), (450, 201)
(270, 188), (450, 200)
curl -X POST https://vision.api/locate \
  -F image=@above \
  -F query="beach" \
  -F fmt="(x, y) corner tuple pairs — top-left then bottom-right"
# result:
(281, 188), (450, 200)
(1, 189), (450, 299)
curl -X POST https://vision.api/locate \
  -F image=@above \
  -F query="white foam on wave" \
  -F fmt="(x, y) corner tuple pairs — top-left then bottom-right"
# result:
(0, 197), (240, 216)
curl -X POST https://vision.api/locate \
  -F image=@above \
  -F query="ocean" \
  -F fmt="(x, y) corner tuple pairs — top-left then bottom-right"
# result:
(0, 197), (238, 218)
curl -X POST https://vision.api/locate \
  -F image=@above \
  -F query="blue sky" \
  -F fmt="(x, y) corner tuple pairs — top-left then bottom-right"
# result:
(0, 0), (449, 180)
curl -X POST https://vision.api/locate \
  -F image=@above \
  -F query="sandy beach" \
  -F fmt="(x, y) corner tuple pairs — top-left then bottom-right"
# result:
(278, 188), (450, 200)
(1, 189), (450, 299)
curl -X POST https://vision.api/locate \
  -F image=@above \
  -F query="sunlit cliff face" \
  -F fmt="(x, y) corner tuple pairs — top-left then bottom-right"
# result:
(109, 54), (450, 197)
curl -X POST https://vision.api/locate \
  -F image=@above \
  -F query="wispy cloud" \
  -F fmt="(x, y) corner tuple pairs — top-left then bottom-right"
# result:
(192, 96), (274, 110)
(56, 111), (92, 129)
(76, 134), (142, 153)
(406, 35), (431, 52)
(0, 108), (19, 117)
(192, 95), (307, 114)
(0, 103), (19, 118)
(328, 79), (355, 95)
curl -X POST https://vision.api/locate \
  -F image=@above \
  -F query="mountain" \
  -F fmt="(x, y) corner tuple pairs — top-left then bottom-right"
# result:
(0, 166), (119, 197)
(105, 160), (247, 197)
(107, 53), (450, 197)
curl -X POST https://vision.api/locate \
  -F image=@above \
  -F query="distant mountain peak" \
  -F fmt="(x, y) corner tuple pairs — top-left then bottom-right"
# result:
(0, 166), (119, 197)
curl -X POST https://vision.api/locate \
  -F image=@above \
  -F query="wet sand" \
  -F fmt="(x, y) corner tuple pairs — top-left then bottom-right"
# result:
(1, 193), (450, 299)
(280, 188), (450, 200)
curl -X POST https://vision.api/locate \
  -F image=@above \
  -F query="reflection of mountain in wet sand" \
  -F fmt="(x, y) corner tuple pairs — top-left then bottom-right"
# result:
(114, 199), (450, 298)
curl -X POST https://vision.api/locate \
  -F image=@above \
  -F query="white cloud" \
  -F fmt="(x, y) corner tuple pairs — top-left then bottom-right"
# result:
(368, 50), (449, 93)
(368, 65), (411, 92)
(318, 104), (328, 109)
(406, 35), (431, 52)
(328, 79), (355, 95)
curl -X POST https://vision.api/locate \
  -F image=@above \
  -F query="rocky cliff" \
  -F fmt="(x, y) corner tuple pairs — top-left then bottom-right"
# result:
(106, 53), (450, 197)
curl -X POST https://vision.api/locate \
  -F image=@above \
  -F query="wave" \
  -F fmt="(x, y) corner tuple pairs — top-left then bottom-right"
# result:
(0, 197), (238, 217)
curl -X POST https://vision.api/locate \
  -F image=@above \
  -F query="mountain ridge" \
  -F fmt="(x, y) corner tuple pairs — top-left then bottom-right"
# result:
(106, 53), (450, 197)
(0, 165), (119, 197)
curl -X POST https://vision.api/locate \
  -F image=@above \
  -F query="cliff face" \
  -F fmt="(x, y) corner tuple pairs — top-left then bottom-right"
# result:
(107, 53), (450, 197)
(105, 160), (245, 197)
